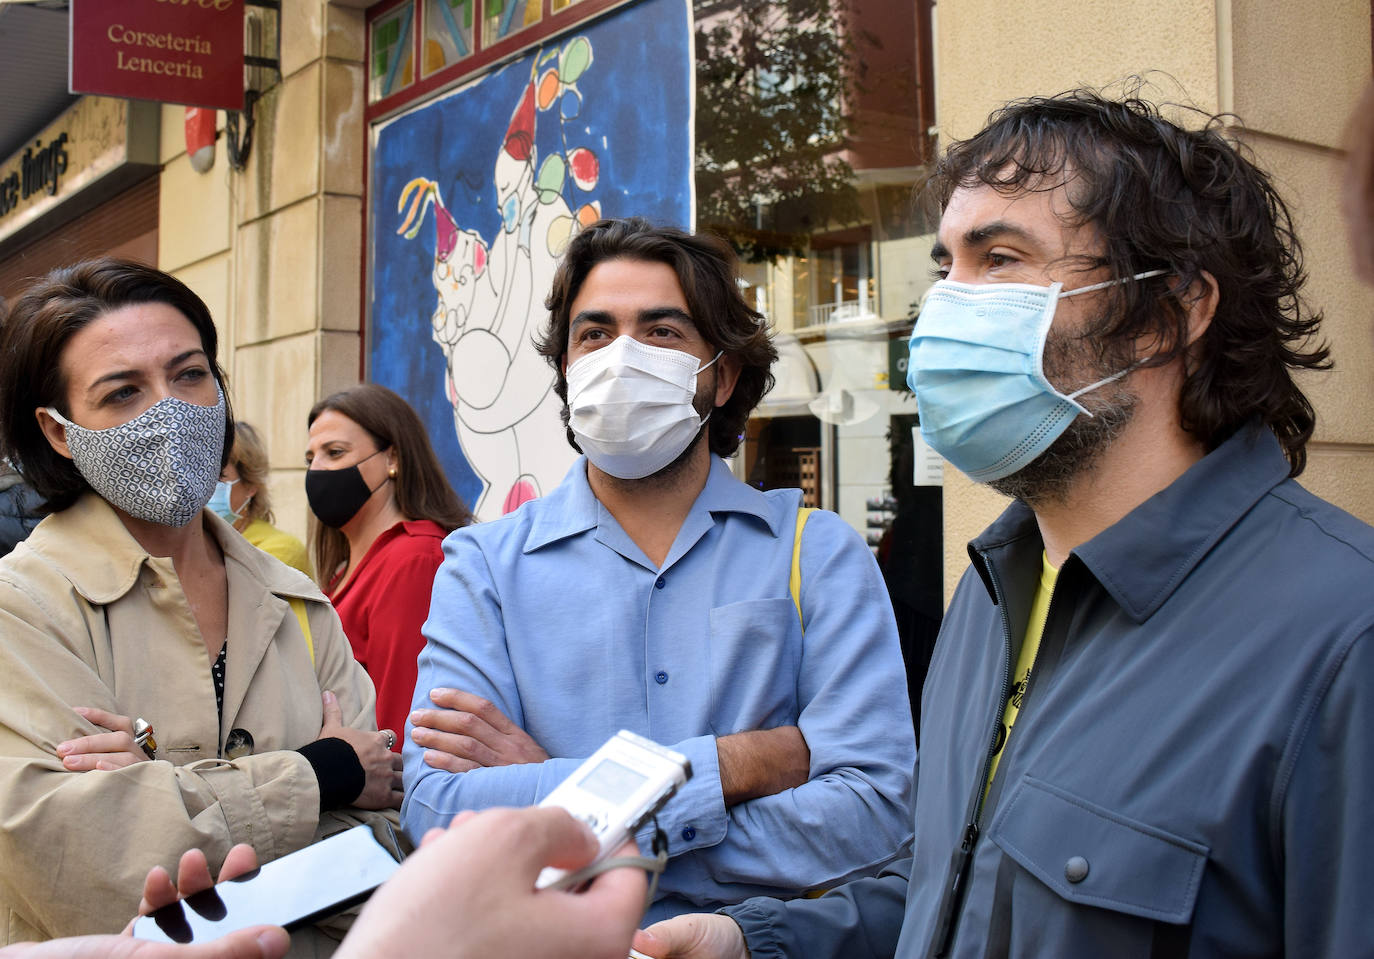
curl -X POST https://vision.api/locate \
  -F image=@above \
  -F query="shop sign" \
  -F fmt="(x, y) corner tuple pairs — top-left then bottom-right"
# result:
(888, 336), (911, 391)
(69, 0), (245, 111)
(0, 96), (160, 247)
(0, 135), (68, 218)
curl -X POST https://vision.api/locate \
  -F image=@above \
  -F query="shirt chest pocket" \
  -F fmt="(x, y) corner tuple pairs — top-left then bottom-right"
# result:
(987, 776), (1209, 953)
(706, 597), (802, 736)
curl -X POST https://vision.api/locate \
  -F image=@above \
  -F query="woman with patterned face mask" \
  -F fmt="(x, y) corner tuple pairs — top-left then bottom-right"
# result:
(305, 384), (472, 753)
(0, 259), (403, 949)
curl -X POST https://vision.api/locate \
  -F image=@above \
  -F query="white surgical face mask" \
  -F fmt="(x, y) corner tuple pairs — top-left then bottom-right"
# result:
(566, 335), (721, 480)
(45, 388), (227, 527)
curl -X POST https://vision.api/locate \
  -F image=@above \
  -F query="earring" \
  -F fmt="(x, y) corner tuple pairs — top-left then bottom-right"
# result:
(388, 467), (397, 478)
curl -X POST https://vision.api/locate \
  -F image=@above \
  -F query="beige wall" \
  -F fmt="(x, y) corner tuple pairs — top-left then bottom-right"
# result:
(157, 0), (368, 544)
(933, 0), (1374, 603)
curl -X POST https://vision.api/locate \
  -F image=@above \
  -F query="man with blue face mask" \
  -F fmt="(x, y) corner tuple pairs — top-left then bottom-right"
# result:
(401, 217), (916, 919)
(640, 88), (1374, 959)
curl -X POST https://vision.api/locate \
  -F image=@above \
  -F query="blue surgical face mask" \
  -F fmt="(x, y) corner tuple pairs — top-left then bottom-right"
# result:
(906, 270), (1167, 482)
(208, 479), (242, 524)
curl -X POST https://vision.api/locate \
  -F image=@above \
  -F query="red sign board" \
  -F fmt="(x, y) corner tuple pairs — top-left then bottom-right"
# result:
(70, 0), (245, 111)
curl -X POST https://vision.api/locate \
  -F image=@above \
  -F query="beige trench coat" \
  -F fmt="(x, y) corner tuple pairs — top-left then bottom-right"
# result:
(0, 494), (396, 949)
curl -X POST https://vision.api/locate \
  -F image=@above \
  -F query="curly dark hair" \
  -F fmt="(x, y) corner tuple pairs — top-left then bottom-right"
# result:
(0, 258), (235, 513)
(534, 217), (777, 458)
(927, 84), (1329, 475)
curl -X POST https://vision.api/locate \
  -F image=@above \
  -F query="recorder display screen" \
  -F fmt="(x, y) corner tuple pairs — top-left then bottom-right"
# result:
(579, 758), (648, 802)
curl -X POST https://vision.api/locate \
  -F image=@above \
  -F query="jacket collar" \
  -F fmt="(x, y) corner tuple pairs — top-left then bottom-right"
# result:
(523, 454), (781, 554)
(969, 423), (1290, 623)
(30, 493), (323, 605)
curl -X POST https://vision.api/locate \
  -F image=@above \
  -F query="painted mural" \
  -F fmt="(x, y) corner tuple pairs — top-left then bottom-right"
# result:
(369, 0), (693, 520)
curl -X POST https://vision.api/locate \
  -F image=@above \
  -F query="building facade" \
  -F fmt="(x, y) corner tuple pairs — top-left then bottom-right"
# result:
(0, 0), (1369, 631)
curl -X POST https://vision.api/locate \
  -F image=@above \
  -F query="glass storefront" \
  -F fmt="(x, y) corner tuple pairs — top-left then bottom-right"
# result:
(695, 0), (941, 720)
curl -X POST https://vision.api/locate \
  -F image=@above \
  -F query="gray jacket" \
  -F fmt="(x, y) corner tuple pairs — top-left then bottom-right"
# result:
(728, 424), (1374, 957)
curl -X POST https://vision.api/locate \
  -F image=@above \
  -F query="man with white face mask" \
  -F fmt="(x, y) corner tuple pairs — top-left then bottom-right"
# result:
(401, 217), (916, 918)
(638, 89), (1374, 959)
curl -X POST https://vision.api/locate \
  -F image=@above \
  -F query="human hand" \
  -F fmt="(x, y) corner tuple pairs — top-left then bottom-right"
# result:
(0, 930), (287, 959)
(0, 846), (289, 959)
(335, 806), (645, 959)
(632, 914), (750, 959)
(132, 845), (261, 922)
(317, 691), (403, 809)
(55, 707), (149, 771)
(716, 726), (810, 806)
(410, 688), (549, 773)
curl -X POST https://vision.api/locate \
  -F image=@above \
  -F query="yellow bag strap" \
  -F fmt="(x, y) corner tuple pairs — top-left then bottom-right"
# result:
(790, 507), (816, 631)
(289, 598), (315, 667)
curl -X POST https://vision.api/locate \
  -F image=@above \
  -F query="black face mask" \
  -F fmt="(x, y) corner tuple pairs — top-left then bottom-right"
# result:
(306, 448), (389, 529)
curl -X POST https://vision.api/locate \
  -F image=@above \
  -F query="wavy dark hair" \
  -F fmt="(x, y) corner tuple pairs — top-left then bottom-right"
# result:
(927, 85), (1329, 475)
(534, 217), (777, 458)
(0, 258), (235, 513)
(307, 383), (471, 586)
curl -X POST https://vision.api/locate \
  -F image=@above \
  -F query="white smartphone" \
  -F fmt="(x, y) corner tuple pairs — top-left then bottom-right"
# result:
(130, 824), (402, 944)
(535, 730), (691, 891)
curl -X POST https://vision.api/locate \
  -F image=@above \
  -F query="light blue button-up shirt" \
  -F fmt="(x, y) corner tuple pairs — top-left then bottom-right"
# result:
(402, 456), (915, 920)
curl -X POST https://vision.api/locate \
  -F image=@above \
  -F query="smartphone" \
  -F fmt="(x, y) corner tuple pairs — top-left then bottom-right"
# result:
(131, 824), (402, 944)
(535, 730), (692, 891)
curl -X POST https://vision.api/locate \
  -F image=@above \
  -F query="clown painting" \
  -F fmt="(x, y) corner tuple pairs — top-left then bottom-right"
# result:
(368, 0), (692, 518)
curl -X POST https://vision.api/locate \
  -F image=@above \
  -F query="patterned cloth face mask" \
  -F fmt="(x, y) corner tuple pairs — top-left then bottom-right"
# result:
(45, 388), (227, 527)
(566, 335), (721, 480)
(906, 270), (1167, 482)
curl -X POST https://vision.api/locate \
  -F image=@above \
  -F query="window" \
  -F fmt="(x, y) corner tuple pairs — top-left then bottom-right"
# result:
(422, 0), (475, 77)
(371, 3), (416, 102)
(483, 0), (543, 47)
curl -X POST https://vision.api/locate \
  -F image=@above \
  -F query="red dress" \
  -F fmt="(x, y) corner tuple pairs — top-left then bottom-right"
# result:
(326, 520), (447, 750)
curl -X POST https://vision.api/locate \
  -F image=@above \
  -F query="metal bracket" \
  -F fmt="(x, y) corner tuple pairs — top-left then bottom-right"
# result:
(228, 0), (282, 170)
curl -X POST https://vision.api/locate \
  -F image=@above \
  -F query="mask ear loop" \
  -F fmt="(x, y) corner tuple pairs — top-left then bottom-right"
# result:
(1043, 269), (1172, 414)
(536, 820), (671, 912)
(696, 351), (723, 374)
(690, 352), (725, 432)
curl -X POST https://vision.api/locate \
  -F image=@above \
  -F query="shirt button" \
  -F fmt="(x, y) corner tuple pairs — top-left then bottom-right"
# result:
(681, 825), (696, 841)
(1064, 856), (1090, 883)
(654, 671), (669, 685)
(655, 577), (666, 589)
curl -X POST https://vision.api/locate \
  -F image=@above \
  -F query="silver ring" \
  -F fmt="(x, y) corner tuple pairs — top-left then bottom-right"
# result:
(382, 730), (396, 750)
(132, 718), (157, 759)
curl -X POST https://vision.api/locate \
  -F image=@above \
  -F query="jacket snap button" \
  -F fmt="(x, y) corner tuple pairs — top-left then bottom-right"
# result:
(225, 728), (255, 759)
(1064, 856), (1090, 883)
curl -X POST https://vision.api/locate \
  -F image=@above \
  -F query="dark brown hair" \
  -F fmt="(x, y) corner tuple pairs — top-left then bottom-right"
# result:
(0, 258), (234, 512)
(534, 217), (777, 458)
(1344, 80), (1374, 284)
(307, 383), (471, 585)
(928, 85), (1329, 475)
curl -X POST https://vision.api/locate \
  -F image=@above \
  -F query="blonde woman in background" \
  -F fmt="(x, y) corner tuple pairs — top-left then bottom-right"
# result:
(212, 422), (312, 576)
